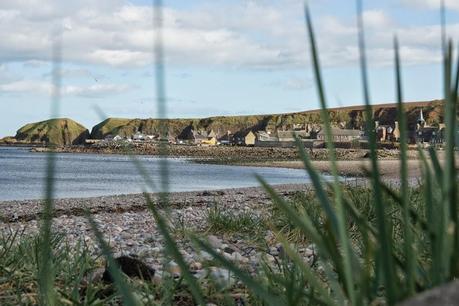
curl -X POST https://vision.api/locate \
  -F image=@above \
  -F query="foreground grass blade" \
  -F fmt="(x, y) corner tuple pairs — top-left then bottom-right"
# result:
(144, 193), (206, 305)
(153, 0), (170, 202)
(38, 32), (62, 306)
(428, 147), (444, 184)
(192, 236), (283, 306)
(86, 213), (139, 306)
(356, 0), (397, 303)
(303, 3), (357, 304)
(295, 137), (339, 237)
(446, 41), (459, 277)
(394, 36), (415, 295)
(277, 235), (340, 306)
(258, 176), (331, 259)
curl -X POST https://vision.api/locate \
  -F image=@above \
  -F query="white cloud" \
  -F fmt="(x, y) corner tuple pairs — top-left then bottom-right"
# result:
(0, 80), (131, 98)
(0, 80), (52, 94)
(363, 10), (393, 28)
(0, 0), (455, 70)
(402, 0), (459, 11)
(63, 83), (131, 98)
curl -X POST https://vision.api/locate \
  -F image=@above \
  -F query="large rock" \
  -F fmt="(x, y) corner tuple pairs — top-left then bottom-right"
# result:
(102, 256), (155, 282)
(398, 281), (459, 306)
(15, 118), (89, 146)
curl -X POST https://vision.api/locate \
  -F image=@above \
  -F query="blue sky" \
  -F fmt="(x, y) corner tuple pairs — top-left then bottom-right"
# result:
(0, 0), (458, 136)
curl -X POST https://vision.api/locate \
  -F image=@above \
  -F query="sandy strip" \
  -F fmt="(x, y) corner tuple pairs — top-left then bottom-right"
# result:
(238, 159), (424, 179)
(0, 184), (310, 223)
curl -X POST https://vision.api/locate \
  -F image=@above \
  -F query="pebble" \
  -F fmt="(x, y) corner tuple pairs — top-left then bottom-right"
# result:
(207, 235), (222, 249)
(0, 185), (321, 287)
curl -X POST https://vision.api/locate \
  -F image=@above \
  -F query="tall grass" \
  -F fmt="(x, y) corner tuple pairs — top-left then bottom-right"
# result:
(7, 0), (458, 305)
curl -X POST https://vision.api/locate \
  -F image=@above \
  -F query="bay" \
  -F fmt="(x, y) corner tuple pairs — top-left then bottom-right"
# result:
(0, 146), (314, 201)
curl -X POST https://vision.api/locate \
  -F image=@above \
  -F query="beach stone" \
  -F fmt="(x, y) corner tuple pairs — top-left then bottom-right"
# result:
(197, 251), (213, 261)
(189, 261), (203, 271)
(167, 261), (181, 277)
(398, 280), (459, 306)
(230, 252), (247, 263)
(102, 256), (155, 282)
(224, 246), (235, 254)
(304, 248), (314, 257)
(207, 235), (222, 249)
(265, 254), (276, 263)
(210, 267), (234, 287)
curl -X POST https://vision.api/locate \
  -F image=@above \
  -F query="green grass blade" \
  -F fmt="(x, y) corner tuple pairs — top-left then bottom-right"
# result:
(144, 193), (206, 305)
(428, 147), (444, 184)
(38, 33), (63, 306)
(303, 3), (357, 303)
(356, 0), (397, 302)
(192, 236), (284, 306)
(257, 175), (353, 289)
(394, 36), (415, 295)
(153, 0), (170, 203)
(86, 213), (139, 306)
(277, 235), (341, 306)
(258, 175), (331, 257)
(439, 41), (454, 280)
(418, 148), (439, 285)
(295, 137), (339, 236)
(446, 41), (459, 276)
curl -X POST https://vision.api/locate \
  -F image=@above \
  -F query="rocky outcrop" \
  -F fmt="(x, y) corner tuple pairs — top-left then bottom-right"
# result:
(15, 118), (90, 146)
(90, 100), (444, 140)
(399, 281), (459, 306)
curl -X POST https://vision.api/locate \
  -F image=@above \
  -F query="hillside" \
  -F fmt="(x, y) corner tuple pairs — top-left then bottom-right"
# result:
(15, 118), (90, 146)
(90, 99), (445, 139)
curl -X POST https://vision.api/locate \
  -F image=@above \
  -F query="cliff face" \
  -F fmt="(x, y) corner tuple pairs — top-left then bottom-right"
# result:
(15, 118), (90, 146)
(90, 100), (445, 139)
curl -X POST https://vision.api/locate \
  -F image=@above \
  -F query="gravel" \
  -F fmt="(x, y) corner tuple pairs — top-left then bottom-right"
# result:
(0, 184), (315, 281)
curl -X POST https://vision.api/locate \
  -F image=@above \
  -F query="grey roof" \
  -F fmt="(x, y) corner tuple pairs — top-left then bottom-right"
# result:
(317, 128), (362, 136)
(277, 130), (309, 139)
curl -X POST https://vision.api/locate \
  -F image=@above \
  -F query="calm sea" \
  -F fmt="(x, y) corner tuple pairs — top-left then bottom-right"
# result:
(0, 146), (313, 201)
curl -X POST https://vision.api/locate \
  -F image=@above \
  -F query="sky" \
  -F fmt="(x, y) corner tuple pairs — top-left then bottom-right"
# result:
(0, 0), (458, 136)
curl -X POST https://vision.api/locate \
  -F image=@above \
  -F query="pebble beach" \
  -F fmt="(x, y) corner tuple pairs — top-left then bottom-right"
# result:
(0, 184), (317, 283)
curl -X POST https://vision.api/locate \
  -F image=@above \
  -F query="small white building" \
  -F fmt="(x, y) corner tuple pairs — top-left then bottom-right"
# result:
(133, 132), (145, 141)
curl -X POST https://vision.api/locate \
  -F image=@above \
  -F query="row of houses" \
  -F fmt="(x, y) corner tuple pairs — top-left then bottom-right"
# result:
(175, 127), (363, 147)
(95, 109), (446, 147)
(375, 110), (446, 145)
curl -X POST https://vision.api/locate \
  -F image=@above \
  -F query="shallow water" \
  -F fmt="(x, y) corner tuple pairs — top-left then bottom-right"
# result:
(0, 146), (314, 201)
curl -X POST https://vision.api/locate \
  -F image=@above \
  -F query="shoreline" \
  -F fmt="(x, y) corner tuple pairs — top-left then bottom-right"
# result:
(20, 143), (444, 180)
(0, 184), (312, 223)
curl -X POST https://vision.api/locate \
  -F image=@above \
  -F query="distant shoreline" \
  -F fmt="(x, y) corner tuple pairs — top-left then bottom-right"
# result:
(4, 143), (444, 180)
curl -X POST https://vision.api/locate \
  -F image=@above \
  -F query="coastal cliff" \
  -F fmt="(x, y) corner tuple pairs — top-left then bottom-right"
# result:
(90, 100), (444, 139)
(14, 118), (90, 146)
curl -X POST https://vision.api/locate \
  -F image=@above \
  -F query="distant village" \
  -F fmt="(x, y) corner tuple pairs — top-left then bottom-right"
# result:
(90, 108), (446, 148)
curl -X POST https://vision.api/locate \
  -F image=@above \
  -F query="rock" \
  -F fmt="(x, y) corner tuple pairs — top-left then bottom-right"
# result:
(207, 235), (222, 249)
(210, 268), (234, 287)
(152, 274), (162, 285)
(265, 254), (276, 263)
(102, 256), (155, 282)
(231, 252), (248, 263)
(189, 261), (203, 271)
(197, 251), (213, 261)
(81, 267), (105, 288)
(224, 246), (235, 254)
(304, 248), (315, 257)
(167, 262), (181, 277)
(398, 280), (459, 306)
